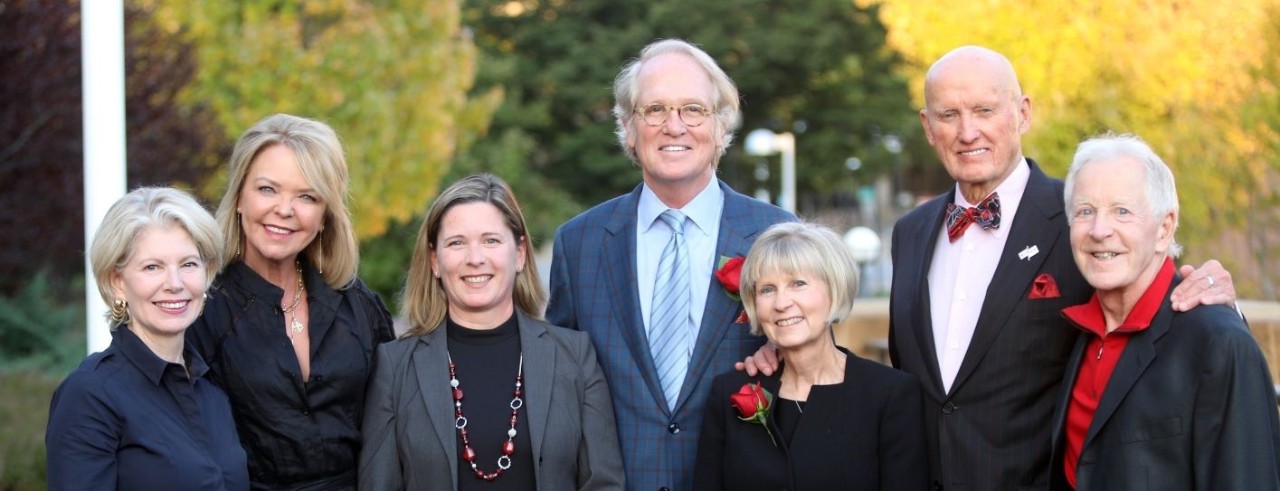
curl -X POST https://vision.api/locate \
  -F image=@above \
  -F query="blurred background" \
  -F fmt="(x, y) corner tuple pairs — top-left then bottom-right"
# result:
(3, 0), (1279, 487)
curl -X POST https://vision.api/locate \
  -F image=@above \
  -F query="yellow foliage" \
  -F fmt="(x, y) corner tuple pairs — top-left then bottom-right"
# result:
(861, 0), (1280, 297)
(141, 0), (500, 238)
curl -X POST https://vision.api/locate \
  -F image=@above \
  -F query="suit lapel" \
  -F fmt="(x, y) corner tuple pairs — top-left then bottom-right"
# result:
(1051, 334), (1088, 452)
(411, 326), (459, 487)
(903, 194), (949, 395)
(951, 161), (1065, 392)
(759, 372), (788, 454)
(680, 184), (758, 413)
(517, 312), (554, 468)
(1082, 286), (1176, 450)
(602, 185), (670, 412)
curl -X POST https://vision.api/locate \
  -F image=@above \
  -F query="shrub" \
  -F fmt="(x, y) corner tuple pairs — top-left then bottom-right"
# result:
(0, 370), (59, 490)
(0, 272), (85, 373)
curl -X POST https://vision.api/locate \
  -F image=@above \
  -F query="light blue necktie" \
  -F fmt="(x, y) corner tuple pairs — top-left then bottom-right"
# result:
(650, 209), (690, 411)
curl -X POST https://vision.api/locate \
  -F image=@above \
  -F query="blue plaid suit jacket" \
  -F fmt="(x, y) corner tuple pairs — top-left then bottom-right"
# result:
(547, 180), (794, 491)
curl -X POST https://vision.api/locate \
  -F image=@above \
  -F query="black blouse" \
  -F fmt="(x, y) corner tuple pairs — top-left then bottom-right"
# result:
(46, 326), (249, 490)
(187, 259), (394, 490)
(445, 313), (536, 491)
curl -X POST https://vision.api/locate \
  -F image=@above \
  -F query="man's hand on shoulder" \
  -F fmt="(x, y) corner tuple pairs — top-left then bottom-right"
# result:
(1170, 259), (1237, 312)
(736, 343), (779, 376)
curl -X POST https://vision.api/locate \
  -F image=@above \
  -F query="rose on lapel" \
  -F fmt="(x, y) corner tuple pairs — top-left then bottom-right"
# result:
(730, 381), (777, 446)
(1029, 273), (1061, 299)
(715, 256), (746, 301)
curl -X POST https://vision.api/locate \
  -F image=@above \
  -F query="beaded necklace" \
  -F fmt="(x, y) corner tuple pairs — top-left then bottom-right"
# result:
(448, 353), (524, 481)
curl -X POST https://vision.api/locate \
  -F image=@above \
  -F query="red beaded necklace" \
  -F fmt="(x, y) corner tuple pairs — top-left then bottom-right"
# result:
(448, 353), (524, 481)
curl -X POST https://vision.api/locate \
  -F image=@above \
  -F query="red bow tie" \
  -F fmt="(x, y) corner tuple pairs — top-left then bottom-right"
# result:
(945, 192), (1001, 243)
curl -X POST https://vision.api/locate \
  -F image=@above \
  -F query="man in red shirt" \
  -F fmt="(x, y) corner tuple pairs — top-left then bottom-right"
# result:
(1049, 133), (1280, 490)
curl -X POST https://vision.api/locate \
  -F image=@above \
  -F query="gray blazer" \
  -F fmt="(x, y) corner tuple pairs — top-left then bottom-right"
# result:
(358, 311), (625, 490)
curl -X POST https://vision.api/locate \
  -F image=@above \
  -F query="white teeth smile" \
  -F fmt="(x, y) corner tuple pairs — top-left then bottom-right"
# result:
(660, 145), (690, 152)
(463, 275), (491, 284)
(776, 317), (802, 327)
(156, 301), (188, 309)
(266, 225), (292, 234)
(960, 149), (987, 156)
(1092, 252), (1117, 259)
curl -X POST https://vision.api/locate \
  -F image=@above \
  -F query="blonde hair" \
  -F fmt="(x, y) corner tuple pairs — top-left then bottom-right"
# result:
(739, 222), (859, 336)
(90, 187), (222, 325)
(215, 113), (358, 289)
(400, 174), (546, 336)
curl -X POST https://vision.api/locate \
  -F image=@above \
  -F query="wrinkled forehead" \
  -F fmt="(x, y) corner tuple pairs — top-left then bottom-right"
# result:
(1069, 158), (1150, 204)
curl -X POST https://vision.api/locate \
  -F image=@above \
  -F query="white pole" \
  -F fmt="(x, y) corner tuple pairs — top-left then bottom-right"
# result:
(778, 132), (796, 214)
(82, 0), (128, 354)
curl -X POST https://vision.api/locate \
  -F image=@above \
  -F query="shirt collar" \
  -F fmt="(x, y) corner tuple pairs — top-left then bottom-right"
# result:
(1062, 257), (1176, 337)
(638, 178), (723, 238)
(114, 326), (209, 386)
(226, 255), (337, 310)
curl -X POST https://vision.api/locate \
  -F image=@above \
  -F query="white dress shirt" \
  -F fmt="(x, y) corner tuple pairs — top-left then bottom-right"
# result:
(928, 159), (1030, 393)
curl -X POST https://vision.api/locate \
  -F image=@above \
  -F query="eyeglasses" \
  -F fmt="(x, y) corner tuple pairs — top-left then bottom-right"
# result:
(634, 103), (714, 127)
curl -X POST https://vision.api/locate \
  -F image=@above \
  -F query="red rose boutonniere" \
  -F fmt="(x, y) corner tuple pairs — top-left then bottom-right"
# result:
(715, 256), (746, 302)
(730, 381), (777, 447)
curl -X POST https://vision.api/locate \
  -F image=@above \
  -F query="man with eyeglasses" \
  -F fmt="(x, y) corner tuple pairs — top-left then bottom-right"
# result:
(546, 38), (794, 491)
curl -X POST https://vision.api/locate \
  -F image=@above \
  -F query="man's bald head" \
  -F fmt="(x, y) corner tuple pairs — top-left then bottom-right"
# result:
(918, 46), (1032, 203)
(924, 46), (1023, 105)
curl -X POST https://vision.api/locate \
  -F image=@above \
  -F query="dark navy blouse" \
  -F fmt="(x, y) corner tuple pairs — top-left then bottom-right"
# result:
(46, 326), (248, 490)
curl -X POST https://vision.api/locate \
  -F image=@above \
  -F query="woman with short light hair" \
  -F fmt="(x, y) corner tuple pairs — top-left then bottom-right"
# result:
(694, 221), (927, 490)
(48, 187), (247, 490)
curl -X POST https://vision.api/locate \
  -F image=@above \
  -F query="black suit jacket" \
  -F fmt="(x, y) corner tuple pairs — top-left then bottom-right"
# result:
(1048, 277), (1280, 491)
(889, 160), (1093, 490)
(692, 350), (928, 490)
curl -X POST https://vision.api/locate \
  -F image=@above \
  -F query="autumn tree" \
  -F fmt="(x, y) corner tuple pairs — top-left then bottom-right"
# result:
(143, 0), (502, 239)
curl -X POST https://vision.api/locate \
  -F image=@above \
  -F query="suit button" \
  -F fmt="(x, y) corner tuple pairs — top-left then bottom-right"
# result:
(932, 480), (943, 490)
(668, 423), (681, 434)
(659, 487), (671, 491)
(941, 401), (956, 414)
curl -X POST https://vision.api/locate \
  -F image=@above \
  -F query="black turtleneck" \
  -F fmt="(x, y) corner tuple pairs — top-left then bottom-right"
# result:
(446, 312), (536, 490)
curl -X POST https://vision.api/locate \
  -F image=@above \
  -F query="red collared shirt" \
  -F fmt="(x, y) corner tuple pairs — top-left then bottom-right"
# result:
(1060, 257), (1175, 488)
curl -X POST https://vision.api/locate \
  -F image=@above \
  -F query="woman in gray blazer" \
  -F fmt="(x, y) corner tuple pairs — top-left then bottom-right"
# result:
(359, 174), (624, 490)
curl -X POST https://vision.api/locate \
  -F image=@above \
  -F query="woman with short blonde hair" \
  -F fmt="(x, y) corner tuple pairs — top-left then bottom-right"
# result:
(49, 187), (247, 490)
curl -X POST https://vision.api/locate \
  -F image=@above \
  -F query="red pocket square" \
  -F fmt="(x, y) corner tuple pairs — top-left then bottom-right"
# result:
(1029, 273), (1061, 299)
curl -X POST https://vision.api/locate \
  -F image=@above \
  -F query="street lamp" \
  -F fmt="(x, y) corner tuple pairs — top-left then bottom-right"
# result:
(844, 226), (882, 296)
(744, 128), (796, 214)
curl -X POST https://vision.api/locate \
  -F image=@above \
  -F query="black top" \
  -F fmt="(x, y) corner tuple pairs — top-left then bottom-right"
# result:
(693, 350), (929, 491)
(775, 397), (803, 445)
(187, 259), (395, 490)
(46, 326), (249, 490)
(446, 313), (536, 491)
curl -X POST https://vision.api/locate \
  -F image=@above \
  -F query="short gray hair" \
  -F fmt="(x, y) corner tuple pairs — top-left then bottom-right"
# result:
(739, 222), (859, 336)
(612, 39), (740, 163)
(1064, 133), (1181, 257)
